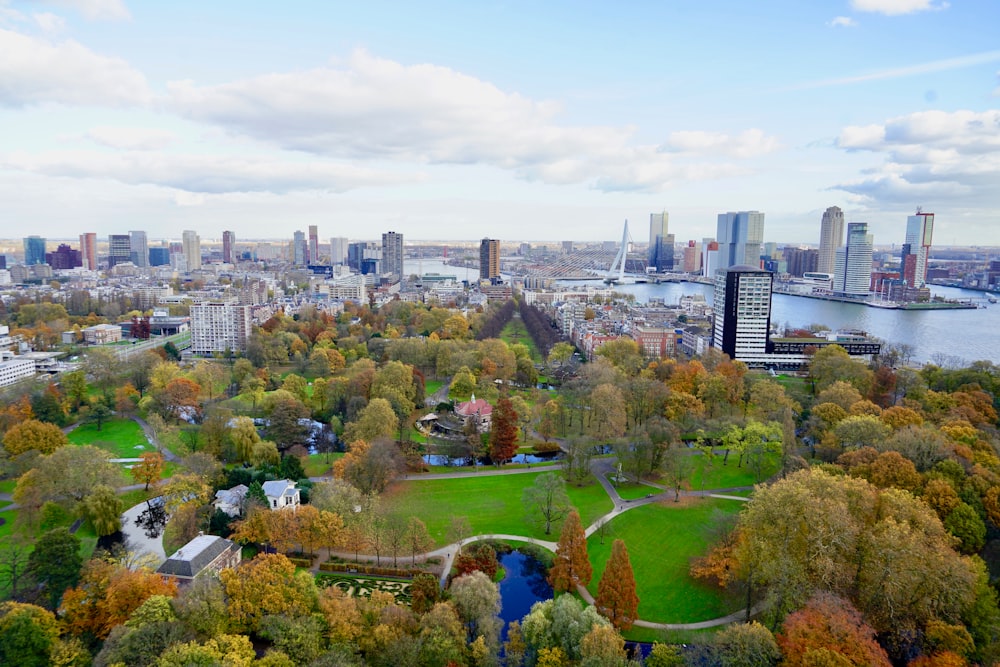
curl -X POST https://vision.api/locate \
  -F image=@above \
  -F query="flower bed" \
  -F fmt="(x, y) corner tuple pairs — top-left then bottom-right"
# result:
(319, 561), (416, 577)
(315, 573), (413, 603)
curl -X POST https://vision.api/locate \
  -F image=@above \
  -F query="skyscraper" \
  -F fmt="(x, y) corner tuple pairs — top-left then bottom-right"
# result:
(292, 230), (306, 265)
(817, 206), (845, 275)
(702, 239), (719, 278)
(79, 232), (97, 270)
(129, 230), (149, 267)
(23, 236), (46, 265)
(479, 238), (500, 281)
(182, 230), (202, 271)
(713, 265), (773, 362)
(716, 211), (765, 270)
(330, 237), (348, 265)
(222, 230), (236, 264)
(308, 225), (319, 264)
(903, 209), (934, 287)
(833, 222), (874, 296)
(682, 240), (702, 273)
(648, 211), (674, 272)
(108, 234), (131, 267)
(381, 231), (403, 280)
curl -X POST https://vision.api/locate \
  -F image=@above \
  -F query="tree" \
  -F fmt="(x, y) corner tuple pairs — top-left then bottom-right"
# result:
(810, 345), (874, 394)
(580, 624), (627, 666)
(61, 370), (88, 412)
(82, 484), (123, 536)
(131, 452), (165, 491)
(521, 594), (610, 664)
(833, 414), (889, 450)
(549, 509), (592, 592)
(406, 517), (433, 565)
(944, 503), (987, 554)
(154, 376), (203, 422)
(0, 602), (61, 667)
(219, 553), (318, 633)
(86, 400), (113, 432)
(714, 621), (780, 667)
(646, 643), (686, 667)
(589, 384), (627, 441)
(776, 593), (891, 667)
(28, 528), (82, 609)
(0, 535), (33, 600)
(343, 397), (398, 444)
(230, 416), (262, 463)
(489, 395), (519, 464)
(266, 397), (310, 452)
(662, 444), (694, 501)
(522, 472), (572, 535)
(334, 438), (403, 495)
(20, 444), (123, 508)
(1, 419), (67, 456)
(595, 539), (639, 630)
(449, 570), (502, 647)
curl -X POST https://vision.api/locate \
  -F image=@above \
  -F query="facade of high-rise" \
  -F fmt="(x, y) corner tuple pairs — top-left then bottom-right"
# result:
(715, 211), (765, 270)
(190, 301), (252, 355)
(330, 237), (348, 265)
(348, 242), (380, 274)
(222, 231), (236, 264)
(648, 211), (674, 272)
(23, 236), (46, 266)
(713, 265), (773, 362)
(479, 238), (500, 281)
(682, 240), (702, 273)
(79, 233), (97, 270)
(292, 230), (306, 265)
(149, 247), (170, 266)
(381, 231), (403, 280)
(45, 244), (81, 269)
(784, 247), (819, 277)
(702, 239), (719, 278)
(182, 230), (202, 271)
(902, 210), (934, 287)
(108, 234), (131, 267)
(833, 222), (874, 296)
(817, 206), (845, 275)
(308, 225), (319, 264)
(129, 230), (149, 267)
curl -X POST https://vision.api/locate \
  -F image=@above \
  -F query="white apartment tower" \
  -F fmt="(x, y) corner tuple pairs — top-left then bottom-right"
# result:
(330, 237), (348, 265)
(833, 222), (874, 296)
(190, 301), (252, 355)
(716, 211), (765, 270)
(182, 230), (202, 271)
(903, 210), (934, 287)
(713, 265), (773, 362)
(817, 206), (844, 275)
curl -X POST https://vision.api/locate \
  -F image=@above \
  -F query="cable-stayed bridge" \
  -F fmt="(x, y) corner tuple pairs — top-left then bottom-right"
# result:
(521, 220), (652, 283)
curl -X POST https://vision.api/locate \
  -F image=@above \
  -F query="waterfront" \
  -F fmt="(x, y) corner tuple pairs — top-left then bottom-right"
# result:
(412, 259), (1000, 366)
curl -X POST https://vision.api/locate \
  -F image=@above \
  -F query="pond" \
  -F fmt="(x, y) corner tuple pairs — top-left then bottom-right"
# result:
(497, 549), (553, 643)
(422, 452), (563, 466)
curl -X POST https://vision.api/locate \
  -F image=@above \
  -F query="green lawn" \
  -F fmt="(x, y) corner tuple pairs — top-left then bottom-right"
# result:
(425, 380), (444, 397)
(0, 479), (15, 494)
(609, 480), (657, 500)
(305, 452), (343, 477)
(500, 318), (543, 363)
(381, 472), (613, 546)
(586, 498), (743, 624)
(68, 418), (151, 458)
(688, 451), (780, 491)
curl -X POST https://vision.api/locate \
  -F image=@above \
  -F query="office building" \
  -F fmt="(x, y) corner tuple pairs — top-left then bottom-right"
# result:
(222, 231), (236, 264)
(149, 247), (170, 267)
(648, 211), (674, 272)
(108, 234), (131, 268)
(79, 233), (97, 271)
(45, 244), (81, 270)
(190, 301), (252, 355)
(293, 230), (306, 265)
(182, 230), (202, 271)
(308, 225), (319, 264)
(903, 209), (934, 287)
(716, 211), (765, 270)
(381, 231), (403, 280)
(479, 238), (500, 281)
(23, 236), (46, 266)
(817, 206), (844, 275)
(702, 240), (719, 278)
(784, 247), (819, 277)
(713, 266), (773, 362)
(129, 230), (149, 267)
(833, 222), (874, 296)
(682, 240), (702, 273)
(330, 237), (348, 265)
(348, 242), (381, 274)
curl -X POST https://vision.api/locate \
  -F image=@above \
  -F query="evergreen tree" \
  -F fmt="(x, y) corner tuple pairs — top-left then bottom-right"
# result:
(548, 509), (592, 592)
(595, 539), (639, 630)
(489, 396), (519, 464)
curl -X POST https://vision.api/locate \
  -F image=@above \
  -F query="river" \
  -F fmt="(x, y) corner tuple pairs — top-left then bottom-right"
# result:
(412, 258), (1000, 366)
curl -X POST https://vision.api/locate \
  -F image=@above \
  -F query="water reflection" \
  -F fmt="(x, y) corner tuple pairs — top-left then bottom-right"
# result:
(497, 549), (553, 643)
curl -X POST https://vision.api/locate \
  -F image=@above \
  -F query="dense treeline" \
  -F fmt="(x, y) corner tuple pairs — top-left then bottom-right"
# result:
(518, 299), (563, 358)
(475, 298), (516, 340)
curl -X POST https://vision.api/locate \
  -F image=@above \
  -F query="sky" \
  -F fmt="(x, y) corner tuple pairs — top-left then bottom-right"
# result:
(1, 0), (999, 246)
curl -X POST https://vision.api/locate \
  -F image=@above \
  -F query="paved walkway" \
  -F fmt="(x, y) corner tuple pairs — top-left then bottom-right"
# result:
(120, 497), (167, 565)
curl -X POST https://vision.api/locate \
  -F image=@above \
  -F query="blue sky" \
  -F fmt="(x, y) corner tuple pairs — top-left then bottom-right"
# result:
(1, 0), (998, 246)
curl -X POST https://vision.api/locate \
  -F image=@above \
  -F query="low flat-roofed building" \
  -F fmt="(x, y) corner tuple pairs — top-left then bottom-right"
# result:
(0, 354), (35, 387)
(156, 535), (241, 583)
(83, 323), (123, 345)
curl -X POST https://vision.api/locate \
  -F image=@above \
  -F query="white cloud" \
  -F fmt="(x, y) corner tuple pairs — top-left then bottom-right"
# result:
(85, 126), (177, 150)
(828, 16), (858, 27)
(167, 49), (779, 193)
(0, 27), (149, 107)
(46, 0), (130, 21)
(850, 0), (948, 15)
(2, 150), (426, 193)
(661, 129), (780, 158)
(834, 110), (1000, 205)
(32, 12), (65, 33)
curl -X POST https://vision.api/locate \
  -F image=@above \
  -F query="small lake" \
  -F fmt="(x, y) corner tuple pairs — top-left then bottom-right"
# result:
(422, 452), (563, 466)
(497, 549), (553, 643)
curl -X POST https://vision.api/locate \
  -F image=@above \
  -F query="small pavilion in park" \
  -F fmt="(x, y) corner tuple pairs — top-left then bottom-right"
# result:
(454, 394), (493, 433)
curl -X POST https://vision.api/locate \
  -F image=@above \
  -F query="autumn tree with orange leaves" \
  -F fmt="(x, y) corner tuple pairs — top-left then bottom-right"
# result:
(595, 539), (639, 630)
(548, 509), (591, 593)
(776, 593), (891, 667)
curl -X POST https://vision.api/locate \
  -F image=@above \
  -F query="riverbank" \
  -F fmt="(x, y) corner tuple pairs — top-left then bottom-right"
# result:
(772, 285), (979, 310)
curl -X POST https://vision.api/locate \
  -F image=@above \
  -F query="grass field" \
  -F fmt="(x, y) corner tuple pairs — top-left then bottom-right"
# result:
(425, 380), (444, 397)
(68, 418), (151, 458)
(586, 497), (743, 624)
(610, 480), (658, 500)
(500, 317), (543, 363)
(305, 452), (343, 477)
(381, 473), (613, 546)
(0, 479), (15, 494)
(688, 451), (780, 491)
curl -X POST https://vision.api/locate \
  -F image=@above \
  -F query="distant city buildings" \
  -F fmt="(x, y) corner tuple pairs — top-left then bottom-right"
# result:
(79, 232), (97, 270)
(108, 234), (131, 268)
(129, 230), (149, 267)
(182, 230), (202, 271)
(308, 225), (319, 264)
(833, 222), (874, 296)
(784, 247), (819, 277)
(222, 230), (236, 264)
(702, 239), (719, 278)
(382, 231), (403, 281)
(479, 238), (500, 282)
(330, 237), (348, 265)
(903, 209), (934, 288)
(23, 236), (46, 266)
(713, 265), (772, 362)
(45, 244), (81, 269)
(716, 211), (765, 270)
(190, 301), (252, 355)
(682, 240), (702, 273)
(293, 230), (307, 266)
(648, 211), (674, 272)
(817, 206), (845, 275)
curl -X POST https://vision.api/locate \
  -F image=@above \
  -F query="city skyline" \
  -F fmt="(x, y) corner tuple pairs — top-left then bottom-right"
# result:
(1, 1), (998, 243)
